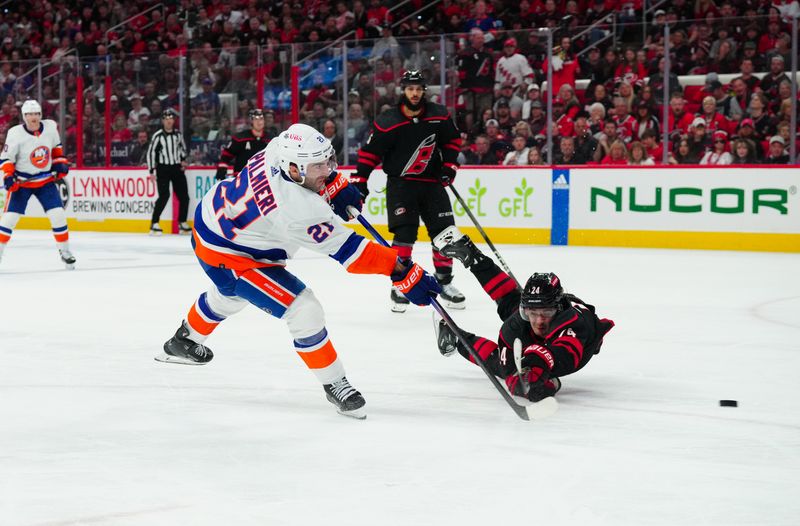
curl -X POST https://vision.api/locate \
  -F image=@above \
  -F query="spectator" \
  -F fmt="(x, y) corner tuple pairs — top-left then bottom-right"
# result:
(191, 77), (221, 137)
(526, 145), (545, 165)
(465, 0), (499, 32)
(521, 84), (541, 121)
(322, 119), (344, 164)
(370, 23), (401, 61)
(128, 130), (150, 166)
(641, 129), (665, 163)
(552, 98), (574, 138)
(632, 101), (660, 140)
(614, 47), (647, 91)
(471, 134), (499, 165)
(494, 83), (524, 120)
(544, 36), (579, 95)
(573, 116), (599, 163)
(494, 99), (517, 139)
(587, 102), (607, 135)
(746, 93), (776, 143)
(553, 136), (584, 165)
(557, 84), (581, 120)
(457, 28), (494, 131)
(759, 56), (790, 101)
(730, 138), (759, 165)
(503, 135), (531, 166)
(128, 94), (151, 132)
(700, 130), (734, 165)
(688, 117), (711, 157)
(611, 97), (635, 143)
(512, 121), (535, 148)
(647, 57), (681, 101)
(596, 119), (620, 159)
(698, 95), (730, 133)
(485, 118), (511, 161)
(628, 141), (655, 165)
(494, 38), (534, 92)
(600, 140), (628, 165)
(527, 101), (547, 137)
(728, 78), (750, 121)
(586, 83), (613, 113)
(673, 138), (701, 164)
(765, 136), (790, 164)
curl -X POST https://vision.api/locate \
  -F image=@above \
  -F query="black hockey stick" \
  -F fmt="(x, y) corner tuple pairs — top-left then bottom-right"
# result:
(347, 206), (556, 421)
(447, 185), (521, 289)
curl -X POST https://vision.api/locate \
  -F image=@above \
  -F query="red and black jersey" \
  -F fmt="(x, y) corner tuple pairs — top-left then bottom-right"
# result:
(354, 101), (461, 184)
(217, 129), (272, 175)
(496, 296), (614, 379)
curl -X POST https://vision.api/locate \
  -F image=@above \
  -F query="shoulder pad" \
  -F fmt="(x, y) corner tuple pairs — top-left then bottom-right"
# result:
(374, 107), (406, 129)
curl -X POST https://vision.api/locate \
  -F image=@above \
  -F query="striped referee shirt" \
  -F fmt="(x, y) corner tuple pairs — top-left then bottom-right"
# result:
(146, 129), (187, 172)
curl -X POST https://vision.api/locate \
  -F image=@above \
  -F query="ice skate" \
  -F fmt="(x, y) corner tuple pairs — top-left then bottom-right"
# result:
(432, 312), (458, 357)
(435, 274), (466, 310)
(155, 321), (214, 365)
(178, 222), (192, 234)
(150, 223), (163, 236)
(323, 376), (366, 419)
(59, 249), (76, 270)
(432, 226), (481, 268)
(390, 286), (410, 313)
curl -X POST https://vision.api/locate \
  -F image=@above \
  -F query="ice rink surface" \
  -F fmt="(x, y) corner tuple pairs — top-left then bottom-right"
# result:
(1, 231), (799, 526)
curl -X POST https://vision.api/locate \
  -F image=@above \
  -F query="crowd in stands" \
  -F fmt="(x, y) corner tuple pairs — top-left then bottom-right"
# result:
(0, 0), (798, 166)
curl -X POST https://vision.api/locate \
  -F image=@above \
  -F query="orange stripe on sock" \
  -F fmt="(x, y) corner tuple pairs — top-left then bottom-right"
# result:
(296, 340), (338, 369)
(186, 304), (219, 336)
(0, 234), (10, 243)
(53, 232), (69, 242)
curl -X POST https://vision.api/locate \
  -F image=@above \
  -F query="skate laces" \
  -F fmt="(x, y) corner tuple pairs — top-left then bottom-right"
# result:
(440, 282), (462, 297)
(329, 378), (357, 401)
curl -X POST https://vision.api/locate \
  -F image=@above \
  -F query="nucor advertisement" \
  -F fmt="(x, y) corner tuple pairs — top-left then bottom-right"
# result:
(569, 168), (800, 233)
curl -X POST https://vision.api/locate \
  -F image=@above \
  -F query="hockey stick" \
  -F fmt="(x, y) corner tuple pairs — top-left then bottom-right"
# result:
(447, 185), (521, 289)
(347, 206), (556, 421)
(513, 339), (530, 397)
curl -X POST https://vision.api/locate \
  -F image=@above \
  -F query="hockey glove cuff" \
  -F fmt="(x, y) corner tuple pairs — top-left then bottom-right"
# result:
(351, 174), (369, 199)
(391, 262), (442, 306)
(321, 171), (363, 221)
(440, 163), (458, 187)
(3, 174), (18, 192)
(504, 344), (556, 400)
(215, 165), (230, 181)
(52, 157), (69, 180)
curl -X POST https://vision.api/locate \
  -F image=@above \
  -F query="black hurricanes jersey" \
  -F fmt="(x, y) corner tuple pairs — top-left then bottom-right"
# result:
(355, 102), (461, 184)
(218, 130), (272, 175)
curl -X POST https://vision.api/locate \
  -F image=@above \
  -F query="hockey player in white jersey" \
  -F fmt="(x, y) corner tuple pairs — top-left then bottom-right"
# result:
(156, 123), (442, 419)
(0, 100), (75, 268)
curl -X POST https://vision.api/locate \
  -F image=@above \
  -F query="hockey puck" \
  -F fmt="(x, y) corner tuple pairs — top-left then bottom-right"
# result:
(719, 400), (738, 407)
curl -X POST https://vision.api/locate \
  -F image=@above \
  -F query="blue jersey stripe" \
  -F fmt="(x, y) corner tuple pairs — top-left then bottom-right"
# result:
(198, 292), (226, 322)
(194, 206), (288, 262)
(294, 328), (329, 348)
(328, 231), (365, 265)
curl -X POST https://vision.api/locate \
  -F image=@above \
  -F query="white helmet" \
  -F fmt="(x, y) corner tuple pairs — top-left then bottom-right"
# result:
(276, 123), (336, 183)
(21, 99), (42, 115)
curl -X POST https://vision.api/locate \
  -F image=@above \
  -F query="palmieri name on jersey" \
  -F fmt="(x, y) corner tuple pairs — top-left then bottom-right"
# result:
(245, 149), (277, 216)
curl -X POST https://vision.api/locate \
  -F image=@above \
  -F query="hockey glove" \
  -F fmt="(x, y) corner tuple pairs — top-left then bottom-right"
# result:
(321, 171), (363, 221)
(52, 157), (70, 180)
(3, 174), (18, 192)
(391, 261), (442, 306)
(504, 344), (557, 402)
(351, 174), (369, 199)
(440, 163), (457, 187)
(215, 165), (230, 181)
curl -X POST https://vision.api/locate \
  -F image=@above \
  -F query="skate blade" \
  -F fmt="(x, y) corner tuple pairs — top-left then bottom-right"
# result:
(441, 298), (466, 310)
(64, 262), (76, 270)
(390, 302), (408, 313)
(149, 231), (163, 237)
(154, 352), (208, 366)
(337, 407), (367, 420)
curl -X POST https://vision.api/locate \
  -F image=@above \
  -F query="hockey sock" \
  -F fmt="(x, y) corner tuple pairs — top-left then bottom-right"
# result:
(185, 290), (247, 342)
(45, 208), (69, 246)
(0, 211), (20, 245)
(293, 328), (346, 385)
(432, 249), (453, 279)
(391, 242), (413, 261)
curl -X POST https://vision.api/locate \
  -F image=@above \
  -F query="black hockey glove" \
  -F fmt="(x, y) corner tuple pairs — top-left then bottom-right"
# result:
(440, 164), (457, 187)
(351, 174), (369, 199)
(215, 165), (229, 181)
(504, 344), (556, 401)
(3, 173), (19, 192)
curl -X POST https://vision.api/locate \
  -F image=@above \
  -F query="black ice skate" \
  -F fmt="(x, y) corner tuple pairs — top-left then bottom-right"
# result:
(178, 222), (192, 234)
(435, 274), (466, 310)
(324, 376), (366, 419)
(432, 312), (458, 357)
(150, 223), (163, 236)
(390, 286), (410, 313)
(59, 249), (76, 270)
(432, 226), (482, 268)
(155, 321), (214, 365)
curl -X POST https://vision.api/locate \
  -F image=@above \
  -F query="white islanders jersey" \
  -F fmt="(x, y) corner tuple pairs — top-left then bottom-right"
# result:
(1, 120), (62, 185)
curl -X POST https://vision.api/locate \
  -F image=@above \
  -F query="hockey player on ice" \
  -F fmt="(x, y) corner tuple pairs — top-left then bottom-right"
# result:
(156, 123), (441, 419)
(432, 226), (614, 403)
(0, 100), (75, 268)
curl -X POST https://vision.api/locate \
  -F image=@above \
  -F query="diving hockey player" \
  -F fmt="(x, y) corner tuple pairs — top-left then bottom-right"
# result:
(157, 123), (441, 419)
(0, 99), (74, 268)
(432, 226), (614, 402)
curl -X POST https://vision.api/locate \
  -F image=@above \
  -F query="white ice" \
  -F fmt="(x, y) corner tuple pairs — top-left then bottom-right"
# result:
(1, 231), (799, 526)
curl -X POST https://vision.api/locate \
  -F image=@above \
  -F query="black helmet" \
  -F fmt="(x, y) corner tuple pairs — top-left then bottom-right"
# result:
(400, 69), (426, 89)
(161, 108), (178, 118)
(520, 272), (564, 309)
(249, 108), (264, 118)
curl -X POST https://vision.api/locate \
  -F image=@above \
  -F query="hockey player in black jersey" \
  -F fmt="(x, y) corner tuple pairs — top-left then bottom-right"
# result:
(215, 108), (273, 180)
(431, 226), (615, 402)
(352, 70), (465, 312)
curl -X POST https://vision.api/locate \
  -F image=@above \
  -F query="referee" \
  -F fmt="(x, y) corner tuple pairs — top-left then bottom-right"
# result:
(147, 108), (189, 235)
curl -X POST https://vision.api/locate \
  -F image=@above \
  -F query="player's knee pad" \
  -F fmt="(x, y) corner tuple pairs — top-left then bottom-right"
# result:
(391, 224), (419, 245)
(0, 212), (21, 230)
(282, 288), (326, 339)
(205, 287), (248, 318)
(45, 207), (68, 228)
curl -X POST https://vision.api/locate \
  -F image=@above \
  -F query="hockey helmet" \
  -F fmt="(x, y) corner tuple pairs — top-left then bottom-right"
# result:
(519, 272), (564, 319)
(21, 99), (42, 115)
(249, 108), (265, 119)
(400, 69), (426, 89)
(276, 123), (336, 183)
